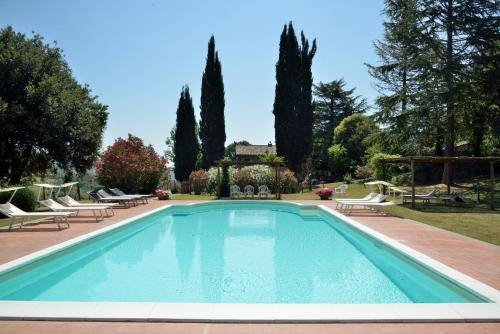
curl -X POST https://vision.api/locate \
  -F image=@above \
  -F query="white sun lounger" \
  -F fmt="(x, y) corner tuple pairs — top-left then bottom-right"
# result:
(402, 187), (440, 204)
(57, 195), (116, 216)
(336, 194), (386, 208)
(335, 193), (378, 209)
(39, 199), (109, 222)
(0, 187), (74, 231)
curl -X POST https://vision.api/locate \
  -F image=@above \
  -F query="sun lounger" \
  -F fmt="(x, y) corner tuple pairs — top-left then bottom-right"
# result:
(335, 193), (378, 209)
(0, 202), (73, 231)
(90, 190), (136, 207)
(57, 195), (116, 216)
(402, 187), (440, 204)
(337, 195), (395, 215)
(109, 188), (152, 204)
(39, 199), (109, 222)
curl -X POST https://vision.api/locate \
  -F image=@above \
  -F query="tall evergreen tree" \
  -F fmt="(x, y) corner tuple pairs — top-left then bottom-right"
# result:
(273, 22), (316, 175)
(311, 80), (368, 175)
(174, 86), (199, 181)
(366, 0), (436, 155)
(200, 35), (226, 169)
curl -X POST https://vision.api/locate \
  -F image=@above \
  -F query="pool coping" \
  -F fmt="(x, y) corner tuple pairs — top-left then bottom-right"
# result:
(0, 200), (499, 323)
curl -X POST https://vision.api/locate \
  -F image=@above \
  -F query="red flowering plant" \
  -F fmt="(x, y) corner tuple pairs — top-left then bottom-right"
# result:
(96, 134), (167, 194)
(154, 189), (171, 200)
(315, 188), (333, 200)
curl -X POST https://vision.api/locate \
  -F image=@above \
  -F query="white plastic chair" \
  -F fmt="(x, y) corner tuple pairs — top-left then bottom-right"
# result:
(230, 185), (241, 199)
(244, 185), (254, 198)
(258, 185), (269, 199)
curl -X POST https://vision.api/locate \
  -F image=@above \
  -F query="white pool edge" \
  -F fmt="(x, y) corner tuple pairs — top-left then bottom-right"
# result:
(0, 200), (499, 323)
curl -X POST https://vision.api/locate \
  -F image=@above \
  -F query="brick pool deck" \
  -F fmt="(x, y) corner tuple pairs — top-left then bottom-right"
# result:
(0, 199), (499, 334)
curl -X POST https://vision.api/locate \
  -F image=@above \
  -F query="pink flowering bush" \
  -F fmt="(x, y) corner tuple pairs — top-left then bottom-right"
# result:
(155, 189), (171, 200)
(189, 169), (209, 195)
(315, 188), (333, 200)
(96, 134), (167, 194)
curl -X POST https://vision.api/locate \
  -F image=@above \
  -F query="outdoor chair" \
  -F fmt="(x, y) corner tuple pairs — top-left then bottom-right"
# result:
(230, 185), (241, 199)
(39, 199), (109, 222)
(57, 195), (116, 216)
(258, 185), (270, 199)
(402, 187), (440, 204)
(244, 185), (254, 198)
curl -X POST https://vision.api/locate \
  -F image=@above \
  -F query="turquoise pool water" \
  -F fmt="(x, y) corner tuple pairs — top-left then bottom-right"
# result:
(0, 202), (488, 303)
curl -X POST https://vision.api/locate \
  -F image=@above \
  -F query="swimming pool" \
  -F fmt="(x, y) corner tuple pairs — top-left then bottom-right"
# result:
(0, 201), (499, 321)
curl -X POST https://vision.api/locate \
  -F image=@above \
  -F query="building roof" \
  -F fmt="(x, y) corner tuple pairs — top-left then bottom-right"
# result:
(235, 144), (276, 156)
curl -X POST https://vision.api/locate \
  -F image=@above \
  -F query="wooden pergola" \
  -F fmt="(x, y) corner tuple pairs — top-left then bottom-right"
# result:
(381, 156), (500, 210)
(214, 160), (286, 200)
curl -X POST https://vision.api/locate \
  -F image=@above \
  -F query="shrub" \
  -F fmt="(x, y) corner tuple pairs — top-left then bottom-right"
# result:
(315, 188), (333, 199)
(0, 188), (36, 217)
(96, 134), (167, 194)
(189, 169), (209, 195)
(354, 164), (373, 180)
(280, 168), (298, 193)
(154, 189), (171, 200)
(232, 169), (253, 189)
(391, 172), (412, 186)
(343, 173), (353, 184)
(327, 144), (351, 177)
(369, 153), (401, 180)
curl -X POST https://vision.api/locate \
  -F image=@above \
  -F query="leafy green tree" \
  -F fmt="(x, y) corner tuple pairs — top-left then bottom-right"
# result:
(174, 86), (200, 181)
(273, 22), (316, 176)
(327, 144), (350, 177)
(312, 79), (368, 174)
(200, 35), (226, 169)
(224, 140), (251, 160)
(332, 114), (378, 170)
(0, 26), (108, 184)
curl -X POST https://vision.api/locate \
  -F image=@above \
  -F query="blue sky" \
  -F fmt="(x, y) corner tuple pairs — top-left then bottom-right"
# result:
(1, 0), (385, 156)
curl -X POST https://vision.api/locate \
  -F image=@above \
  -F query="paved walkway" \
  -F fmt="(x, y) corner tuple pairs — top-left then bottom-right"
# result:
(1, 199), (499, 334)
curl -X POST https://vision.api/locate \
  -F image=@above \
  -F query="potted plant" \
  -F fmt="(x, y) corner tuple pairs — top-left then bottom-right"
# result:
(315, 188), (333, 200)
(155, 189), (171, 200)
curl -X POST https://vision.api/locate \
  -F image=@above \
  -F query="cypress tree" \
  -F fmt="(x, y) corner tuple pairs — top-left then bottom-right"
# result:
(272, 22), (316, 175)
(200, 35), (226, 169)
(174, 86), (199, 181)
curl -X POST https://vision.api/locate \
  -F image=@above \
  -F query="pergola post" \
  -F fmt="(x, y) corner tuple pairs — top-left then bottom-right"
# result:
(217, 166), (221, 199)
(275, 164), (279, 200)
(411, 158), (415, 209)
(445, 162), (451, 195)
(490, 161), (495, 210)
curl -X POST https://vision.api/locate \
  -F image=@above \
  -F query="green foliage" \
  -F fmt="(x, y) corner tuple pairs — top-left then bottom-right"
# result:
(0, 26), (108, 184)
(200, 36), (226, 169)
(225, 140), (250, 160)
(327, 114), (378, 178)
(354, 164), (373, 180)
(219, 166), (230, 197)
(312, 79), (368, 175)
(391, 172), (412, 186)
(0, 188), (36, 216)
(189, 169), (209, 195)
(260, 152), (285, 164)
(368, 0), (500, 161)
(173, 86), (200, 181)
(273, 22), (316, 175)
(232, 169), (253, 189)
(343, 173), (353, 184)
(279, 168), (298, 193)
(327, 144), (350, 177)
(96, 134), (166, 193)
(369, 153), (401, 181)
